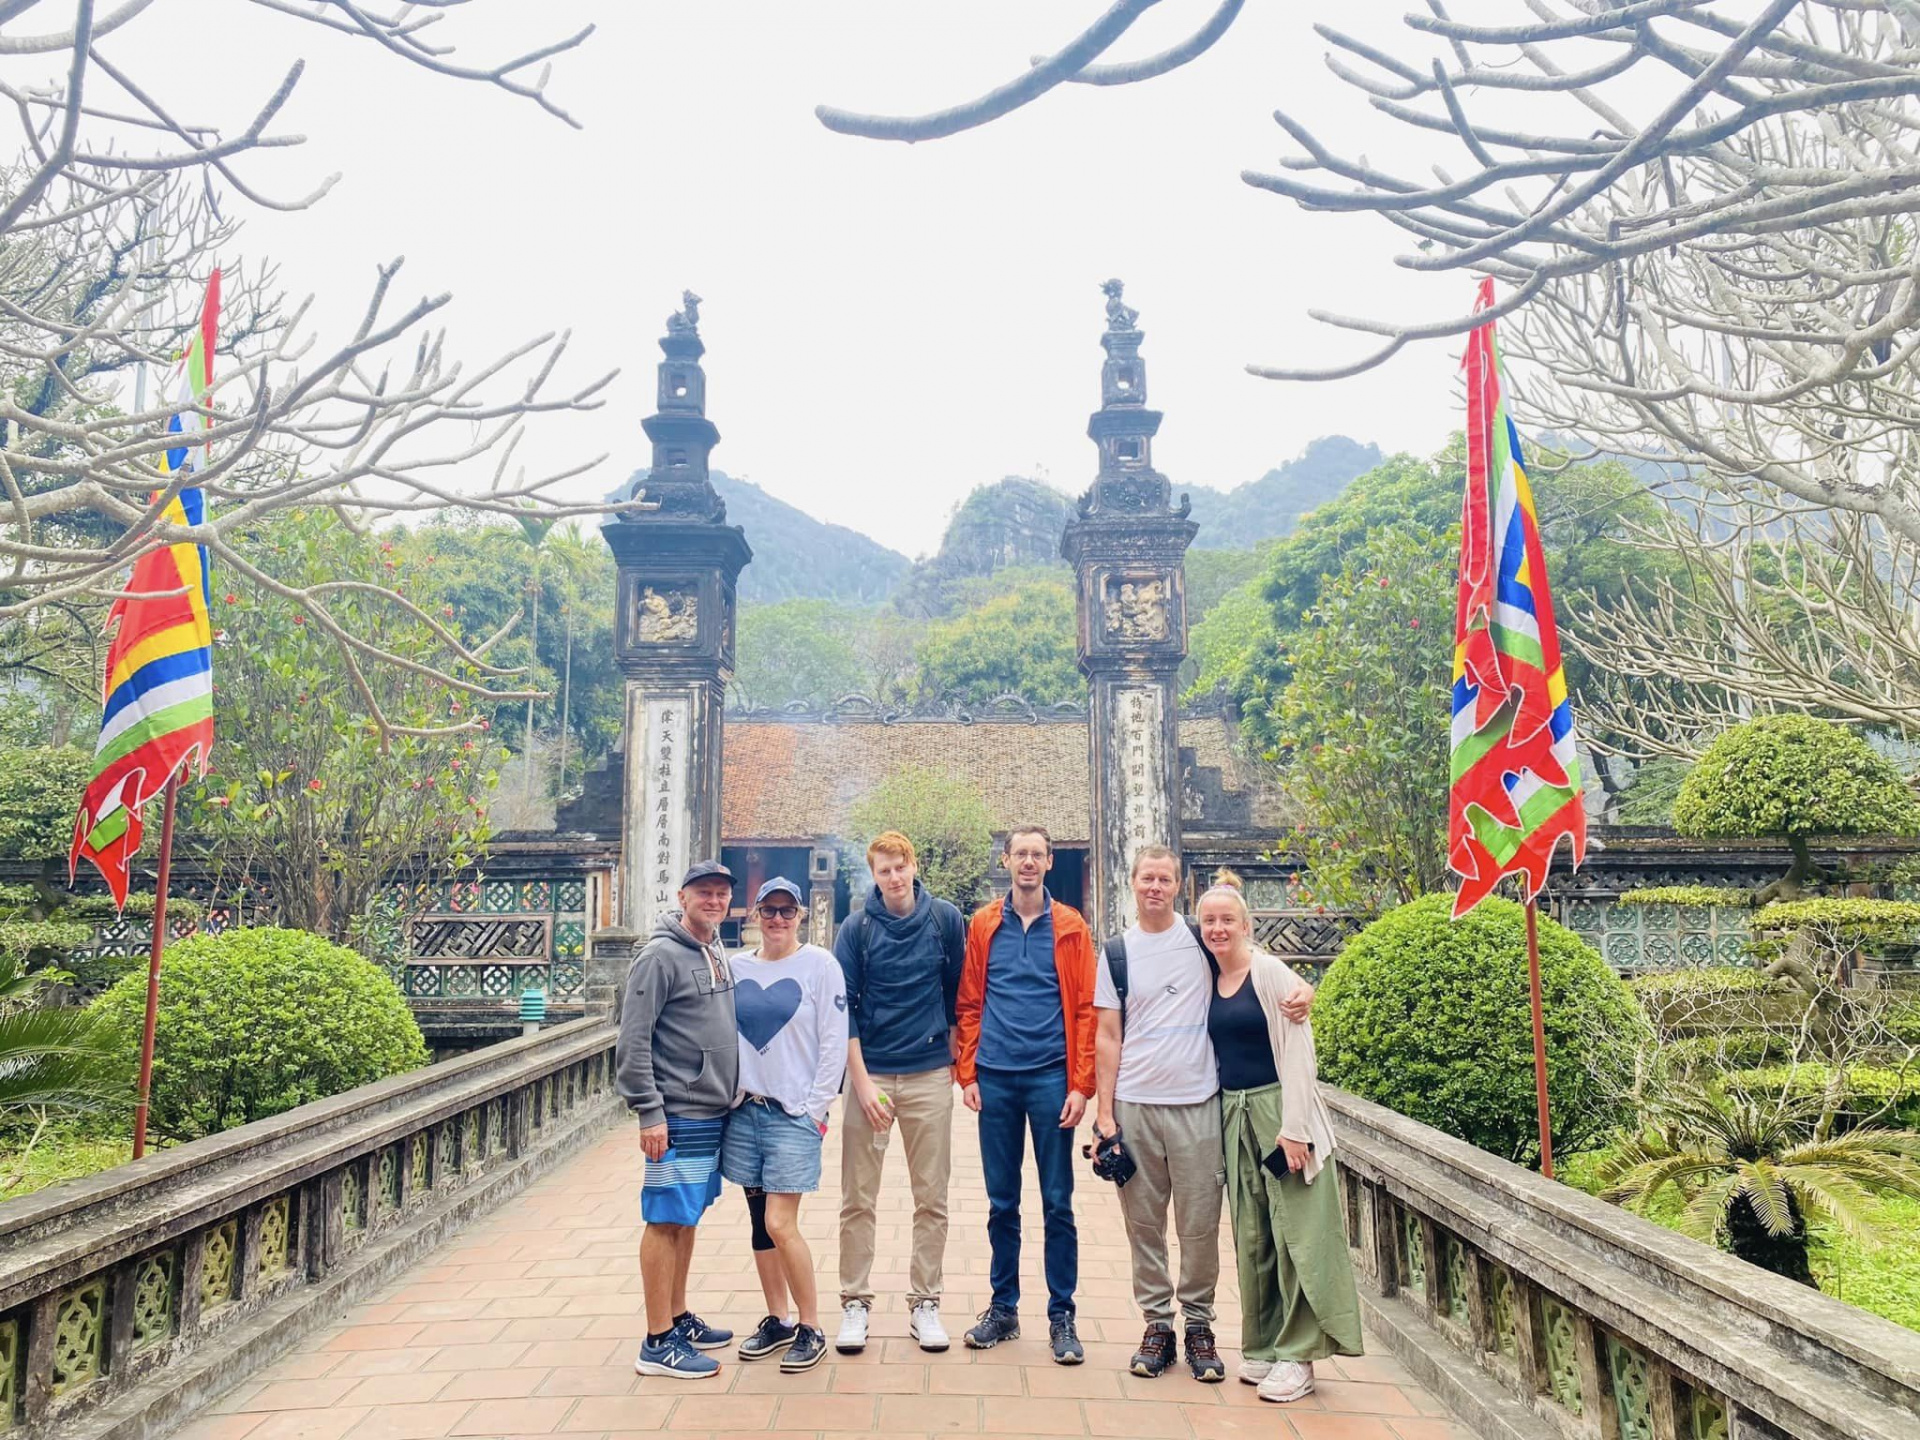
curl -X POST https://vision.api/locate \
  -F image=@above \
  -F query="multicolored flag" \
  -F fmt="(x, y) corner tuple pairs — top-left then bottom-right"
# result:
(1449, 277), (1586, 917)
(69, 271), (221, 907)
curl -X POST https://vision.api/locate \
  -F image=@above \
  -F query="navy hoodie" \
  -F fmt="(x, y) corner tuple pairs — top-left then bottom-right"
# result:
(833, 881), (965, 1074)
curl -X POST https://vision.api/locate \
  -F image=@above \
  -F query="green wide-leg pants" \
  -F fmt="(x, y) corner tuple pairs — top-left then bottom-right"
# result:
(1220, 1083), (1365, 1363)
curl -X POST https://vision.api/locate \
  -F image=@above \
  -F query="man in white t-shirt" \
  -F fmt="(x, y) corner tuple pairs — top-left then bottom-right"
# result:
(1092, 846), (1312, 1384)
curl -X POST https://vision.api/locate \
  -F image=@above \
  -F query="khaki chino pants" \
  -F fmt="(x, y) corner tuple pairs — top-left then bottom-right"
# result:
(838, 1064), (954, 1308)
(1114, 1096), (1225, 1326)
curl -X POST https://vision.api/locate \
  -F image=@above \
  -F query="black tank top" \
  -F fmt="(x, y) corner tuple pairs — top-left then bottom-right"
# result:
(1208, 977), (1280, 1092)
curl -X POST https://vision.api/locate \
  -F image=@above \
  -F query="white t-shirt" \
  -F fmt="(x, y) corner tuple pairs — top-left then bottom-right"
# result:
(1093, 918), (1218, 1106)
(728, 942), (849, 1125)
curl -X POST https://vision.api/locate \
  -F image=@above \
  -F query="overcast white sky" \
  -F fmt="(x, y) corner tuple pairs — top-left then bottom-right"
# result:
(115, 2), (1490, 558)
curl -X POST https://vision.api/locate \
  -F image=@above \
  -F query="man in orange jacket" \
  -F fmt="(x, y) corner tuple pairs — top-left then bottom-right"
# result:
(954, 824), (1097, 1365)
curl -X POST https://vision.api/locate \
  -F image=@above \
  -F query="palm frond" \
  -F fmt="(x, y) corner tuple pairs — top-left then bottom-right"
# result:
(1777, 1166), (1882, 1248)
(0, 1003), (127, 1118)
(1679, 1174), (1741, 1243)
(1734, 1161), (1796, 1237)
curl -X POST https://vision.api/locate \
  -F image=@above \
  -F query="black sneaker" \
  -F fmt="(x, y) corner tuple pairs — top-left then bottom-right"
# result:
(781, 1324), (827, 1372)
(1050, 1315), (1084, 1365)
(738, 1314), (797, 1361)
(1184, 1323), (1226, 1383)
(964, 1306), (1020, 1349)
(674, 1311), (734, 1351)
(1130, 1322), (1176, 1377)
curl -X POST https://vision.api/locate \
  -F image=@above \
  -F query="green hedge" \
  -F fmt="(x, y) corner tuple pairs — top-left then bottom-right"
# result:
(1727, 1063), (1920, 1130)
(90, 927), (427, 1140)
(1617, 886), (1751, 908)
(1313, 894), (1647, 1164)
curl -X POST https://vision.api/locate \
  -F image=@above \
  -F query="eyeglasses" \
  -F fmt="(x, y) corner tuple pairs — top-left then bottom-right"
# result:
(758, 904), (801, 919)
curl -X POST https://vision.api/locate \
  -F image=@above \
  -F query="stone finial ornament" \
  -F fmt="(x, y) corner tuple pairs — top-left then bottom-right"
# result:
(1102, 277), (1139, 332)
(667, 289), (703, 336)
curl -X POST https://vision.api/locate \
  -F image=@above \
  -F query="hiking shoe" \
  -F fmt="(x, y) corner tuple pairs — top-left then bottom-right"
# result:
(738, 1314), (797, 1361)
(634, 1331), (721, 1378)
(836, 1300), (870, 1354)
(1238, 1357), (1273, 1385)
(781, 1325), (828, 1372)
(1129, 1322), (1176, 1377)
(964, 1306), (1020, 1349)
(1184, 1323), (1226, 1383)
(673, 1311), (733, 1350)
(910, 1300), (950, 1352)
(1050, 1315), (1084, 1365)
(1257, 1361), (1315, 1403)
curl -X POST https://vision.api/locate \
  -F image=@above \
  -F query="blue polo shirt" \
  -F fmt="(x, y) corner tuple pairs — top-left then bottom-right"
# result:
(977, 890), (1067, 1072)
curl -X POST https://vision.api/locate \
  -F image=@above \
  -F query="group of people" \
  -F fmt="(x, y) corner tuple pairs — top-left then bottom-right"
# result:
(612, 825), (1363, 1406)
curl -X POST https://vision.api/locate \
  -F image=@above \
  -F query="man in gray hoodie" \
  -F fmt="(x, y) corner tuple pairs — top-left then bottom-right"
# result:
(617, 860), (741, 1379)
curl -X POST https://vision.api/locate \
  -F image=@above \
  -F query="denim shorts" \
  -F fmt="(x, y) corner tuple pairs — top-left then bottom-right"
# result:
(720, 1096), (824, 1193)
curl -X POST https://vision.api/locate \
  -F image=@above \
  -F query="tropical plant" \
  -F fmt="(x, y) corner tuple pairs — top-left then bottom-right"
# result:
(89, 928), (428, 1141)
(914, 577), (1082, 704)
(1314, 894), (1647, 1165)
(1597, 1084), (1920, 1286)
(0, 954), (124, 1126)
(1672, 716), (1920, 903)
(845, 768), (996, 911)
(732, 599), (869, 709)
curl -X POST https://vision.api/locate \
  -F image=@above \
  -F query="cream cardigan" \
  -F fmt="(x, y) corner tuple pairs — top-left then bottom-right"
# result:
(1234, 946), (1339, 1186)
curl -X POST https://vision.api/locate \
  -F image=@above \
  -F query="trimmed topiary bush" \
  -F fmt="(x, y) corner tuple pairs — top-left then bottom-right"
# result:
(1314, 893), (1647, 1164)
(1673, 715), (1920, 901)
(90, 927), (427, 1140)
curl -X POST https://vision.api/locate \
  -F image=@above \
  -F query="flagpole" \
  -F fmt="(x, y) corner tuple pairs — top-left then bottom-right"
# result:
(1524, 897), (1554, 1179)
(131, 773), (180, 1161)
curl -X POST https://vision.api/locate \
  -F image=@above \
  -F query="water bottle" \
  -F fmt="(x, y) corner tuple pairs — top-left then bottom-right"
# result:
(871, 1090), (893, 1152)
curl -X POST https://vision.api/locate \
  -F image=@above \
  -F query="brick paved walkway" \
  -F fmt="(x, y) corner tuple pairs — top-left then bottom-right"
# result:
(182, 1107), (1469, 1440)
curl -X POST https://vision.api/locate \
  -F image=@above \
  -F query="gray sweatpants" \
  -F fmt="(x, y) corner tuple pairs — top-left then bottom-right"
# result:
(1114, 1096), (1226, 1326)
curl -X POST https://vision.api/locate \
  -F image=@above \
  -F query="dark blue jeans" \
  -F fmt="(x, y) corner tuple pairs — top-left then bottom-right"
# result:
(976, 1062), (1077, 1321)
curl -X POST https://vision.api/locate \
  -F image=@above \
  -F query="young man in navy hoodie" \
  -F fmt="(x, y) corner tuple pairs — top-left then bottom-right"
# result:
(832, 831), (965, 1355)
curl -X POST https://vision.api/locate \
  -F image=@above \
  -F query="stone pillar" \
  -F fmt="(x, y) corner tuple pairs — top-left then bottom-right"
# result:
(602, 291), (751, 934)
(1061, 281), (1197, 939)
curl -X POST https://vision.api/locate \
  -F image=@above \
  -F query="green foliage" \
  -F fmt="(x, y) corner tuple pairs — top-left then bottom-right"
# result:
(1269, 528), (1456, 911)
(1728, 1063), (1920, 1131)
(1612, 756), (1689, 827)
(188, 511), (505, 940)
(733, 600), (869, 708)
(1314, 894), (1647, 1164)
(1674, 716), (1920, 841)
(90, 927), (428, 1140)
(914, 576), (1082, 703)
(401, 519), (621, 783)
(1184, 581), (1274, 703)
(1628, 966), (1779, 1001)
(0, 744), (93, 861)
(1617, 885), (1751, 908)
(0, 1133), (133, 1200)
(1750, 898), (1920, 945)
(0, 921), (93, 968)
(1812, 1191), (1920, 1330)
(845, 769), (996, 911)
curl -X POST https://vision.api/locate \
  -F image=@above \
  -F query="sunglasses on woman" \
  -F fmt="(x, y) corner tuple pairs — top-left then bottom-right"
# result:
(758, 904), (801, 919)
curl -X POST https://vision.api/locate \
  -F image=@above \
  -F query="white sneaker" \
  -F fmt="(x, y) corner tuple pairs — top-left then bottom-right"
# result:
(1238, 1358), (1273, 1385)
(909, 1300), (950, 1352)
(1257, 1361), (1315, 1403)
(836, 1300), (870, 1354)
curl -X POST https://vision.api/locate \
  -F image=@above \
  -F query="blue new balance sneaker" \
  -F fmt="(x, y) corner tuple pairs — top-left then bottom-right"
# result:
(634, 1331), (721, 1379)
(673, 1310), (734, 1350)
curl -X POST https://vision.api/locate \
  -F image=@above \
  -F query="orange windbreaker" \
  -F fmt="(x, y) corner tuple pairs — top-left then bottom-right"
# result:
(954, 895), (1098, 1096)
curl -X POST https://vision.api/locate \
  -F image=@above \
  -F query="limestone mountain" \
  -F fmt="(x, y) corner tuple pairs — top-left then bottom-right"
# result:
(893, 476), (1079, 618)
(703, 471), (912, 604)
(1183, 436), (1384, 549)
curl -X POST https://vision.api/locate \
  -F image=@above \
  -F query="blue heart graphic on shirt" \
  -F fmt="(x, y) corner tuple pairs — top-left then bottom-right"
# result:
(735, 977), (804, 1053)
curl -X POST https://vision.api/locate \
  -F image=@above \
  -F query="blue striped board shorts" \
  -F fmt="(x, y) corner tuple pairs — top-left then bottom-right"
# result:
(641, 1115), (725, 1226)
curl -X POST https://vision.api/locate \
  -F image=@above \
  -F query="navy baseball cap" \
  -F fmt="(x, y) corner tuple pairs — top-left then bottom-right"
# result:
(679, 860), (735, 888)
(754, 877), (805, 905)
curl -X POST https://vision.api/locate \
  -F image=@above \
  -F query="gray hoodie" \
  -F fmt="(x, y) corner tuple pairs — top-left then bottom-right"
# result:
(615, 912), (740, 1128)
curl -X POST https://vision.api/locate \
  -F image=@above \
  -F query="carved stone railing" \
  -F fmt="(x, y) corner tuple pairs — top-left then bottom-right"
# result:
(0, 1018), (621, 1440)
(1328, 1088), (1920, 1440)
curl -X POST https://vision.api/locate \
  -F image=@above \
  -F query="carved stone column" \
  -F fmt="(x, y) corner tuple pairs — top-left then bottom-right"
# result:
(808, 846), (837, 948)
(1060, 281), (1197, 939)
(603, 292), (751, 934)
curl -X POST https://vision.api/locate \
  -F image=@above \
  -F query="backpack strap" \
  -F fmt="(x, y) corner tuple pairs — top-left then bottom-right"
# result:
(1104, 934), (1130, 1038)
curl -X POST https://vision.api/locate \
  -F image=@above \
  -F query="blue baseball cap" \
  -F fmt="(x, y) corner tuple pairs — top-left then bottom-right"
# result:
(754, 877), (805, 905)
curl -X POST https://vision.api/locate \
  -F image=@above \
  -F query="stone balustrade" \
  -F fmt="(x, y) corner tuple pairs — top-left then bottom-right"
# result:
(1328, 1088), (1920, 1440)
(0, 1018), (621, 1440)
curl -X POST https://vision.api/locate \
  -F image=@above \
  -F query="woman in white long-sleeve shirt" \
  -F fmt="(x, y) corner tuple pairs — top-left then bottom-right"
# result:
(721, 877), (849, 1373)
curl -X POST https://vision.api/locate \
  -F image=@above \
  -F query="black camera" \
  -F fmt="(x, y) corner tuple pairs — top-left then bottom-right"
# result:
(1085, 1126), (1137, 1187)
